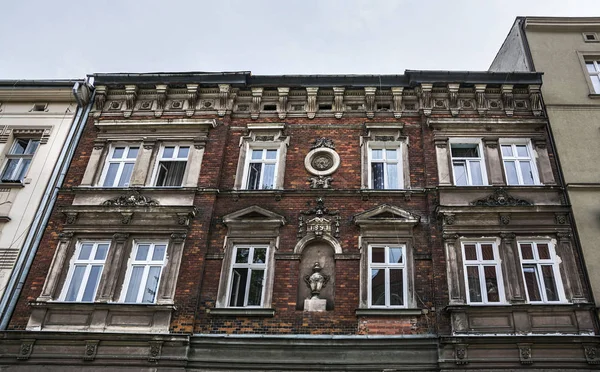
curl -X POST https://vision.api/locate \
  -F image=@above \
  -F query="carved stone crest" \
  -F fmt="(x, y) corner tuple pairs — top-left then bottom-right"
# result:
(102, 192), (159, 207)
(308, 175), (333, 189)
(585, 345), (600, 364)
(471, 188), (532, 207)
(298, 197), (340, 239)
(17, 340), (34, 360)
(311, 137), (335, 150)
(454, 344), (467, 365)
(518, 344), (533, 364)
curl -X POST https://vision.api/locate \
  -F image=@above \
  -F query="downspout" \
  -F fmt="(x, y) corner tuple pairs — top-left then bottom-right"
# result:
(0, 82), (95, 329)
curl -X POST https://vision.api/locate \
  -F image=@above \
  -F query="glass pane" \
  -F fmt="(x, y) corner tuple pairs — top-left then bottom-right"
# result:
(247, 269), (264, 306)
(81, 265), (102, 302)
(253, 248), (266, 264)
(25, 140), (40, 155)
(389, 247), (403, 264)
(464, 244), (477, 261)
(11, 139), (28, 155)
(370, 269), (385, 306)
(251, 149), (263, 160)
(157, 161), (186, 186)
(229, 268), (248, 306)
(541, 265), (559, 301)
(371, 247), (385, 263)
(79, 243), (93, 260)
(389, 269), (404, 306)
(94, 244), (109, 260)
(592, 76), (600, 94)
(247, 163), (261, 190)
(481, 244), (494, 261)
(152, 245), (166, 261)
(451, 144), (478, 158)
(516, 145), (529, 158)
(501, 145), (513, 157)
(136, 244), (150, 261)
(537, 244), (550, 260)
(266, 150), (277, 160)
(484, 266), (500, 302)
(65, 266), (86, 301)
(504, 161), (518, 185)
(386, 163), (398, 189)
(262, 164), (275, 189)
(520, 244), (534, 260)
(235, 248), (249, 263)
(523, 265), (542, 301)
(163, 147), (175, 158)
(127, 147), (139, 159)
(124, 267), (144, 302)
(469, 161), (483, 185)
(466, 266), (482, 303)
(1, 159), (19, 180)
(371, 149), (383, 160)
(15, 159), (31, 180)
(386, 149), (397, 160)
(112, 147), (125, 159)
(118, 163), (134, 187)
(453, 162), (467, 186)
(519, 161), (535, 185)
(587, 62), (597, 73)
(141, 266), (161, 303)
(178, 146), (189, 159)
(103, 163), (119, 186)
(371, 162), (384, 189)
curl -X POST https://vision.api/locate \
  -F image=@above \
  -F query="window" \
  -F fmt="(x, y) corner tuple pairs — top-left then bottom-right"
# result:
(60, 241), (110, 302)
(451, 143), (486, 186)
(100, 145), (139, 187)
(1, 138), (40, 182)
(153, 145), (189, 186)
(462, 242), (504, 304)
(519, 241), (564, 303)
(369, 146), (402, 189)
(227, 245), (268, 307)
(243, 148), (278, 190)
(368, 245), (407, 307)
(500, 142), (539, 185)
(586, 60), (600, 93)
(121, 242), (168, 304)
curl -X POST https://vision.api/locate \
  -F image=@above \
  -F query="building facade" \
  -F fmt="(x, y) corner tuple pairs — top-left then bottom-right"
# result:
(490, 17), (600, 324)
(0, 71), (597, 371)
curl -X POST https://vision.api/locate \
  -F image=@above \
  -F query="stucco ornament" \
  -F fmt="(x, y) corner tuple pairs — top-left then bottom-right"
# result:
(471, 188), (532, 207)
(304, 262), (330, 299)
(102, 192), (159, 207)
(305, 138), (340, 187)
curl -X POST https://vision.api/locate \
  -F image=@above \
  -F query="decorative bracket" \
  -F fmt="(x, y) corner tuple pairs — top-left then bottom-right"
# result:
(502, 84), (514, 116)
(186, 84), (199, 117)
(124, 85), (138, 118)
(17, 339), (34, 360)
(364, 87), (376, 118)
(102, 191), (159, 207)
(475, 84), (487, 116)
(420, 84), (433, 117)
(333, 87), (345, 119)
(251, 88), (263, 120)
(448, 84), (459, 117)
(529, 85), (543, 116)
(148, 341), (163, 362)
(218, 84), (230, 117)
(518, 343), (533, 364)
(155, 84), (168, 118)
(306, 87), (318, 119)
(391, 87), (403, 118)
(277, 87), (289, 119)
(454, 344), (468, 365)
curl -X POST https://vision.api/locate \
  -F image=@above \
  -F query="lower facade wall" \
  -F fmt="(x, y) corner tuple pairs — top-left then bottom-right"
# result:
(0, 332), (598, 371)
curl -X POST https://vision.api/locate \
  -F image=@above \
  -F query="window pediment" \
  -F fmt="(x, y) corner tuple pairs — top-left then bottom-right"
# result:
(223, 206), (286, 234)
(354, 204), (420, 226)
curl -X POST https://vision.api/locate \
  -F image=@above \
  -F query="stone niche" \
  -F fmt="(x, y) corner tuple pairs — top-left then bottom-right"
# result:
(296, 241), (335, 310)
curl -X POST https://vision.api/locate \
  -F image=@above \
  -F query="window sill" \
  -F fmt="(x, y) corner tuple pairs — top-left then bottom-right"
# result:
(355, 308), (424, 316)
(588, 93), (600, 99)
(208, 308), (275, 317)
(0, 181), (24, 188)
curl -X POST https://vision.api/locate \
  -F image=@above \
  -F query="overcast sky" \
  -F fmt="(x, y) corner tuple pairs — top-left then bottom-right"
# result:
(1, 0), (600, 79)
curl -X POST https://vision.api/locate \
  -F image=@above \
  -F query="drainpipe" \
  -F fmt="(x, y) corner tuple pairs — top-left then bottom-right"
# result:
(0, 82), (95, 329)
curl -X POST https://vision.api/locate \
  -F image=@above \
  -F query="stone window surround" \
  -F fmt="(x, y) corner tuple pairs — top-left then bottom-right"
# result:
(517, 240), (568, 304)
(80, 119), (215, 189)
(233, 122), (289, 190)
(360, 122), (410, 190)
(0, 126), (52, 185)
(576, 51), (600, 97)
(498, 139), (541, 186)
(366, 242), (410, 309)
(435, 136), (555, 187)
(459, 238), (507, 305)
(444, 233), (584, 306)
(448, 138), (489, 186)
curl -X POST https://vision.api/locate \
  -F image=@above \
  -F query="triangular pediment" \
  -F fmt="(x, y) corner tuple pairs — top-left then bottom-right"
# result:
(223, 205), (286, 225)
(354, 204), (420, 226)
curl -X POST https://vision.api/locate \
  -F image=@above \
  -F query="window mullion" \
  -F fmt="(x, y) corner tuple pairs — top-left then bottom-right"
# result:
(243, 267), (252, 307)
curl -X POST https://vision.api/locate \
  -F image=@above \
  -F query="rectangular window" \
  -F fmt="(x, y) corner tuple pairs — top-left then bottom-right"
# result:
(368, 245), (406, 308)
(61, 241), (110, 302)
(519, 241), (563, 303)
(586, 60), (600, 93)
(101, 145), (139, 187)
(121, 242), (168, 304)
(228, 245), (268, 307)
(244, 149), (278, 190)
(153, 145), (189, 187)
(451, 143), (485, 186)
(462, 242), (504, 304)
(1, 138), (40, 182)
(501, 142), (538, 185)
(369, 146), (401, 189)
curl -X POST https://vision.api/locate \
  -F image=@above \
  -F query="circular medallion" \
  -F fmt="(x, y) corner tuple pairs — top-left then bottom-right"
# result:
(305, 147), (340, 176)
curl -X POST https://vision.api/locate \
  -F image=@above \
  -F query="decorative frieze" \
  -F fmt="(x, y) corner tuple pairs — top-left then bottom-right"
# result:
(471, 188), (532, 207)
(101, 192), (159, 207)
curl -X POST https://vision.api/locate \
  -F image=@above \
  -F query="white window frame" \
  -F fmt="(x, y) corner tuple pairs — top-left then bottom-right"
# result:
(226, 245), (269, 308)
(461, 241), (506, 305)
(59, 241), (111, 302)
(585, 59), (600, 93)
(99, 144), (139, 187)
(449, 139), (488, 186)
(120, 241), (168, 304)
(518, 240), (566, 304)
(1, 138), (40, 182)
(368, 144), (403, 189)
(368, 245), (408, 308)
(241, 147), (279, 190)
(150, 144), (190, 187)
(499, 140), (540, 185)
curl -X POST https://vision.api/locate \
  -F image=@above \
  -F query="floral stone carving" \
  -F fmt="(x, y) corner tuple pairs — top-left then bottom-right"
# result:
(471, 188), (532, 207)
(102, 192), (159, 207)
